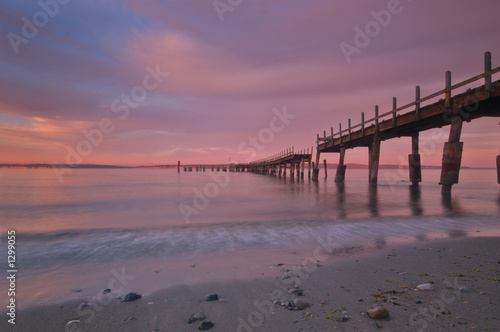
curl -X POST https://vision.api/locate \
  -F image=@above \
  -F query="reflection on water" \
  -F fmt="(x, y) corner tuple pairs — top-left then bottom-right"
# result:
(409, 184), (423, 216)
(441, 194), (462, 216)
(369, 184), (379, 217)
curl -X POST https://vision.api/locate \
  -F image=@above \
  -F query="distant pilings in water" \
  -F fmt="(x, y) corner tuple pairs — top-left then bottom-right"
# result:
(178, 162), (230, 173)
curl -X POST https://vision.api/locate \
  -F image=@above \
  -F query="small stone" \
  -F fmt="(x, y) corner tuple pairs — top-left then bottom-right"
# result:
(416, 300), (422, 304)
(199, 321), (214, 330)
(187, 316), (197, 324)
(288, 288), (304, 295)
(285, 301), (295, 310)
(273, 300), (281, 305)
(125, 317), (137, 321)
(416, 283), (434, 291)
(367, 306), (390, 320)
(204, 294), (219, 301)
(459, 287), (469, 293)
(335, 317), (349, 322)
(121, 293), (142, 302)
(293, 298), (310, 310)
(320, 299), (327, 305)
(79, 303), (88, 309)
(103, 288), (111, 294)
(305, 311), (314, 317)
(376, 322), (384, 328)
(194, 312), (206, 321)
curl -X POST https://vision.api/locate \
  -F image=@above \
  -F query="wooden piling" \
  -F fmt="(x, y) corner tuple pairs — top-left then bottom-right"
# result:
(408, 133), (422, 185)
(177, 161), (180, 173)
(440, 116), (463, 195)
(369, 133), (381, 184)
(335, 147), (346, 183)
(497, 155), (500, 184)
(312, 147), (320, 180)
(308, 154), (312, 179)
(323, 159), (328, 178)
(300, 158), (305, 179)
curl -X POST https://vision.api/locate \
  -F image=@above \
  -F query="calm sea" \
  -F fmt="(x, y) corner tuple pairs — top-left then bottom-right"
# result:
(1, 168), (499, 306)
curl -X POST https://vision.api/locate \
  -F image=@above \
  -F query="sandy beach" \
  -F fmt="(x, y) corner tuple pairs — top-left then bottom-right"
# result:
(2, 235), (499, 332)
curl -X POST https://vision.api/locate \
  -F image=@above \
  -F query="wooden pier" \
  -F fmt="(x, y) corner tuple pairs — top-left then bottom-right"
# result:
(313, 51), (500, 194)
(246, 147), (313, 179)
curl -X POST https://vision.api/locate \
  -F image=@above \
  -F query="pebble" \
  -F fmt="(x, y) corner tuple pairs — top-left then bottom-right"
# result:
(103, 288), (111, 294)
(288, 288), (304, 295)
(121, 293), (142, 302)
(367, 306), (390, 320)
(199, 321), (214, 330)
(293, 299), (310, 310)
(194, 312), (206, 321)
(459, 287), (469, 293)
(205, 294), (219, 301)
(416, 283), (434, 291)
(187, 312), (206, 324)
(335, 317), (349, 322)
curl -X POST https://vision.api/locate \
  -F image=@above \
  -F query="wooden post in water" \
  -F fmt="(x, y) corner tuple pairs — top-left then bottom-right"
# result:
(369, 107), (381, 184)
(440, 115), (463, 195)
(300, 158), (304, 179)
(408, 133), (422, 185)
(369, 133), (381, 184)
(177, 161), (180, 173)
(497, 155), (500, 185)
(335, 147), (346, 182)
(323, 159), (328, 178)
(312, 144), (320, 181)
(308, 147), (312, 179)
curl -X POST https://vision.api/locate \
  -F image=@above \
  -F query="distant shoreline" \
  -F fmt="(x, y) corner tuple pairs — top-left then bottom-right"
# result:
(0, 163), (495, 170)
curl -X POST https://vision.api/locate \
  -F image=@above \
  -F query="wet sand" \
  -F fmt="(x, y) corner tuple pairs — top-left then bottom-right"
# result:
(2, 236), (499, 331)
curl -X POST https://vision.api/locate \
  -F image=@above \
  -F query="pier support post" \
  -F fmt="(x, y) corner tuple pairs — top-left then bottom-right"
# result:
(408, 133), (422, 185)
(323, 159), (328, 178)
(308, 157), (312, 179)
(368, 135), (381, 184)
(177, 161), (180, 173)
(440, 115), (463, 195)
(335, 147), (346, 183)
(312, 149), (320, 181)
(496, 155), (500, 185)
(290, 161), (295, 179)
(300, 158), (304, 179)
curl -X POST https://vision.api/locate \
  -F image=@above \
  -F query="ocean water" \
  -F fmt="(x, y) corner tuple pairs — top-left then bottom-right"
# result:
(0, 167), (499, 306)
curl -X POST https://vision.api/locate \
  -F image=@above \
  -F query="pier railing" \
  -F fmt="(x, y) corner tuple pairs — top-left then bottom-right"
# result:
(248, 146), (313, 167)
(316, 51), (500, 144)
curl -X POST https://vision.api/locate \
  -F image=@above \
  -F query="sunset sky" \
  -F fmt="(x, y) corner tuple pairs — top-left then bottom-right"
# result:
(1, 0), (499, 167)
